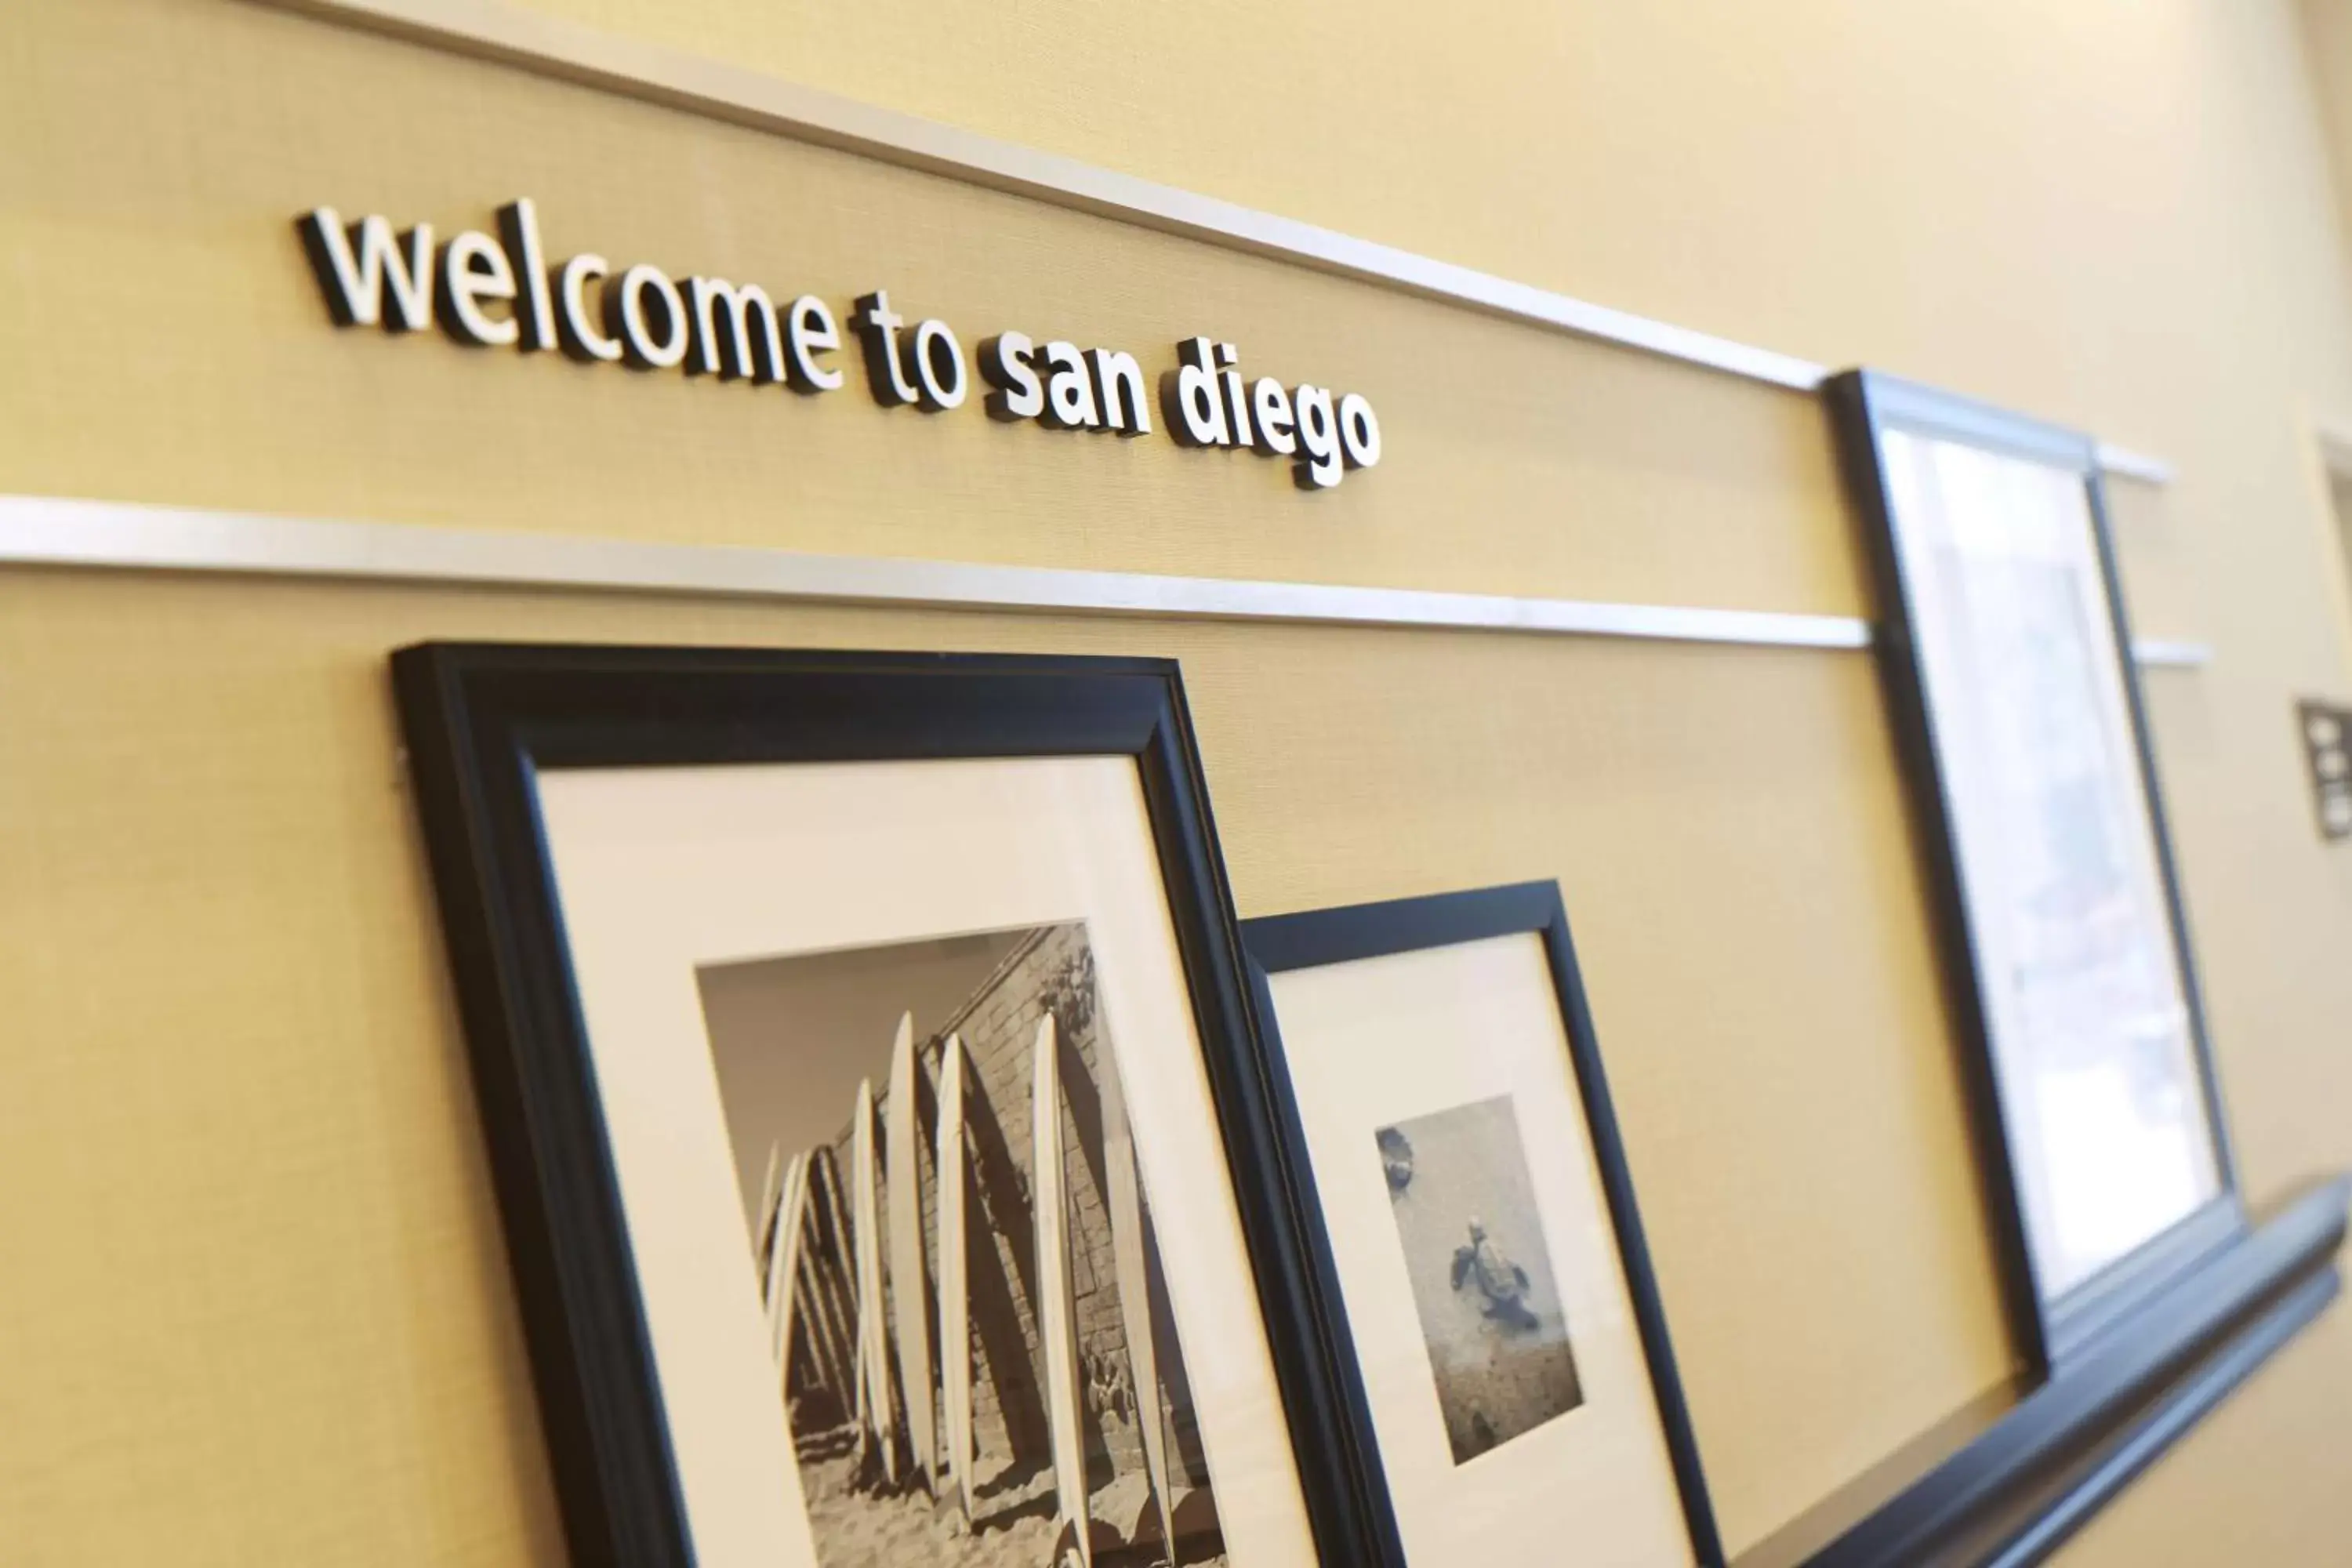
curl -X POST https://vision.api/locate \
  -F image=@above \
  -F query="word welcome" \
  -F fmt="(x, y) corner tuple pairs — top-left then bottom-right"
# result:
(297, 200), (1383, 490)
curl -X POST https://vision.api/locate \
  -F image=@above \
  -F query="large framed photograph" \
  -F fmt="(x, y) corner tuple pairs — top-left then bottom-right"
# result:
(1241, 883), (1722, 1567)
(393, 644), (1396, 1568)
(1828, 372), (2241, 1365)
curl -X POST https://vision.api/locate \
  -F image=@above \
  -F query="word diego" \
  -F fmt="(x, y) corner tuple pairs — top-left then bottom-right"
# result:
(296, 199), (1383, 490)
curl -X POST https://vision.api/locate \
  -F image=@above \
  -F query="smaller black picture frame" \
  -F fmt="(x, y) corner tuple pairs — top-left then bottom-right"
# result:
(1825, 370), (2245, 1374)
(1241, 880), (1726, 1568)
(391, 642), (1405, 1568)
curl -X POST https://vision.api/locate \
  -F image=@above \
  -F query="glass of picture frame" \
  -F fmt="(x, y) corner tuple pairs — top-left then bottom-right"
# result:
(392, 644), (1396, 1568)
(1242, 881), (1723, 1568)
(1828, 371), (2242, 1366)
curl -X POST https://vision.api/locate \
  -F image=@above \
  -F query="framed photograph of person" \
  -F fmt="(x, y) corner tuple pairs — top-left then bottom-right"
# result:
(391, 644), (1400, 1568)
(1240, 881), (1724, 1567)
(1827, 370), (2242, 1370)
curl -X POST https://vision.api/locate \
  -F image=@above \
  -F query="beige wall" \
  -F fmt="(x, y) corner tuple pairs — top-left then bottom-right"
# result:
(2, 0), (2350, 1563)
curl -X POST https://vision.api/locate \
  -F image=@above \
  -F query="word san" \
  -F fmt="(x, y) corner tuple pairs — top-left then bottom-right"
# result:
(298, 200), (1383, 491)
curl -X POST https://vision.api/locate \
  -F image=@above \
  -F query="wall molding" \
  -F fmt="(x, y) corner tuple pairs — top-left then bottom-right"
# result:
(2131, 639), (2214, 670)
(0, 495), (2212, 666)
(246, 0), (2174, 488)
(1748, 1177), (2348, 1568)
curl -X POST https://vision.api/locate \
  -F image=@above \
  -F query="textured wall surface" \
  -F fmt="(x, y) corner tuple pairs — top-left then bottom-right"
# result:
(4, 0), (2352, 1563)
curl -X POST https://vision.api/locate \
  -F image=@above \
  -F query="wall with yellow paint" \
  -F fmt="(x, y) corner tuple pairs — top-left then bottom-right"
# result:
(2, 1), (2350, 1563)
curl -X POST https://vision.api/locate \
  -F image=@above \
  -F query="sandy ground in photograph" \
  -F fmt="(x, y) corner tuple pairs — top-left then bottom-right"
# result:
(797, 1446), (1227, 1568)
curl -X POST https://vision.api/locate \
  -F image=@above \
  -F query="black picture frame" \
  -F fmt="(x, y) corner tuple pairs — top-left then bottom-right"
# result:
(1240, 880), (1725, 1568)
(391, 641), (1403, 1568)
(1825, 369), (2244, 1372)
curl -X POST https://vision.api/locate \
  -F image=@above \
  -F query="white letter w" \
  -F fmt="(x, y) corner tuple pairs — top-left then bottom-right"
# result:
(297, 208), (434, 331)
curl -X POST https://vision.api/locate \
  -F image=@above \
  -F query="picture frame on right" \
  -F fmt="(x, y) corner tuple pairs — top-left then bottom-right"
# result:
(1242, 882), (1722, 1568)
(1828, 370), (2243, 1368)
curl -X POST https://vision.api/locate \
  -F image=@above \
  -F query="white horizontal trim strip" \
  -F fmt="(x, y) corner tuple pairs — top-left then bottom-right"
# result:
(249, 0), (2173, 485)
(2095, 443), (2175, 485)
(0, 495), (1873, 649)
(0, 495), (2206, 665)
(2129, 637), (2215, 669)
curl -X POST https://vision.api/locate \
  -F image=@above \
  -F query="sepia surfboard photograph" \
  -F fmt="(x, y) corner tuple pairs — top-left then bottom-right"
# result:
(1376, 1094), (1583, 1465)
(698, 923), (1227, 1567)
